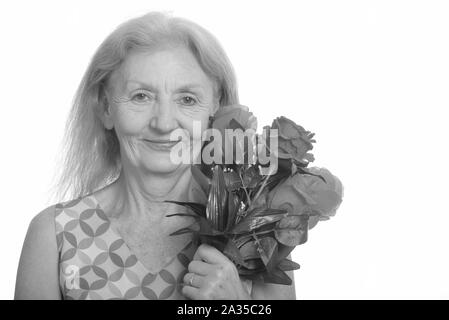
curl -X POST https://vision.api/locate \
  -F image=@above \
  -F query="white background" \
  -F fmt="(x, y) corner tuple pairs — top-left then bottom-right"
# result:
(1, 0), (448, 299)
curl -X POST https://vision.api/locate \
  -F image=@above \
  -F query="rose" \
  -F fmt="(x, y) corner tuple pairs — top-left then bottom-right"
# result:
(268, 167), (343, 230)
(211, 105), (258, 164)
(212, 104), (257, 135)
(271, 116), (315, 166)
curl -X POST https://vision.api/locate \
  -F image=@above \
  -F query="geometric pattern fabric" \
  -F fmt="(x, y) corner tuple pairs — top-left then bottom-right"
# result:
(55, 194), (195, 300)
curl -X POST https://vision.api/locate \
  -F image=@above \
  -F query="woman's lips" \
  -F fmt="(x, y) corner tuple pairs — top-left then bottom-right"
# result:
(142, 139), (181, 151)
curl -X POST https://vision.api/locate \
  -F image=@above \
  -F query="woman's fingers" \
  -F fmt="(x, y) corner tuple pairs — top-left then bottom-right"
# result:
(188, 260), (215, 276)
(182, 244), (246, 300)
(181, 285), (205, 300)
(183, 272), (204, 288)
(193, 243), (228, 264)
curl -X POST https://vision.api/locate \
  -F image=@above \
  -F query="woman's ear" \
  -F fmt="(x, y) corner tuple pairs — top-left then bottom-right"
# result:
(102, 103), (114, 130)
(211, 96), (220, 115)
(97, 87), (114, 130)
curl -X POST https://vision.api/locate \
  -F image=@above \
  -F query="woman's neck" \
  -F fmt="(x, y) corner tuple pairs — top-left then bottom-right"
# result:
(106, 165), (194, 221)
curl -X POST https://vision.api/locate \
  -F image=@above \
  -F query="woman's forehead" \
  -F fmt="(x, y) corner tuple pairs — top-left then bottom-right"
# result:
(109, 47), (215, 92)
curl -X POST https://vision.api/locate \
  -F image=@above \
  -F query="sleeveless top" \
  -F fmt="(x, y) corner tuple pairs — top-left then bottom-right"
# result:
(54, 194), (196, 300)
(54, 193), (252, 300)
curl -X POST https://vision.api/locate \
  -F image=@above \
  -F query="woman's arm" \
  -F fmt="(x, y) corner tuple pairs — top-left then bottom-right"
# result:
(14, 205), (62, 300)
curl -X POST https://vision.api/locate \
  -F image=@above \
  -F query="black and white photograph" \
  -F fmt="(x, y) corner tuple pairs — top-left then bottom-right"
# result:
(1, 0), (448, 301)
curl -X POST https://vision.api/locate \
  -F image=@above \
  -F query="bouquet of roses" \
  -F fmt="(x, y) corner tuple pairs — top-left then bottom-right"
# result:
(167, 105), (343, 285)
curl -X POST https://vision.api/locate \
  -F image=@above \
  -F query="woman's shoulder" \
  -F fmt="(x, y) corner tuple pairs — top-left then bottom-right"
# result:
(27, 204), (58, 240)
(29, 194), (98, 239)
(36, 201), (58, 219)
(25, 197), (77, 247)
(15, 204), (65, 299)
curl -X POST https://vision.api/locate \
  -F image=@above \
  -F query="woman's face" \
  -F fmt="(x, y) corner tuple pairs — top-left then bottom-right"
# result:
(103, 46), (217, 174)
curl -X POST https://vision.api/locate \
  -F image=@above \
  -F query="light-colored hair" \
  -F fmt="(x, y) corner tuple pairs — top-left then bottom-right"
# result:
(52, 11), (239, 202)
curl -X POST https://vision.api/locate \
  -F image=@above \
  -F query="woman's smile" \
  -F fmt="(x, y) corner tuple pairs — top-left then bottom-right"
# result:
(141, 138), (182, 152)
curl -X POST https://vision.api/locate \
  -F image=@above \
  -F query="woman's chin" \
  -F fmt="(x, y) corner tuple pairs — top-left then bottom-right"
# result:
(140, 159), (188, 175)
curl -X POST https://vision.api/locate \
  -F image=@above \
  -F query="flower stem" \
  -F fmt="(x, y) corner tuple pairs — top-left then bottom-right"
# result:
(238, 170), (252, 208)
(252, 164), (276, 205)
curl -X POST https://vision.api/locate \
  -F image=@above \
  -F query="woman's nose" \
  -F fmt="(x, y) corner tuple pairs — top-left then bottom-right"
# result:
(149, 99), (178, 133)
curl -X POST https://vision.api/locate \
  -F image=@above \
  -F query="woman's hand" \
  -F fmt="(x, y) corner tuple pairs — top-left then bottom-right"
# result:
(182, 244), (251, 300)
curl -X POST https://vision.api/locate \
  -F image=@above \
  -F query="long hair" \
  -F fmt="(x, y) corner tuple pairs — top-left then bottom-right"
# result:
(51, 12), (239, 202)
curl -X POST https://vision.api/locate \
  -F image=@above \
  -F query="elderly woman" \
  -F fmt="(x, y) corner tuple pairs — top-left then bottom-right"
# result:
(15, 12), (296, 300)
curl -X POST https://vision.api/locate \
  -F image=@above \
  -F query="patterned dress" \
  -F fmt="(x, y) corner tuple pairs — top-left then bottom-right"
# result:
(54, 194), (196, 300)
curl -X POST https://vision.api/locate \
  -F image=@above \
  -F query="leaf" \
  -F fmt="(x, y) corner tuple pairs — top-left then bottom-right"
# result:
(165, 213), (200, 219)
(278, 258), (300, 271)
(169, 228), (195, 236)
(241, 258), (264, 271)
(231, 207), (286, 234)
(199, 160), (214, 179)
(206, 165), (228, 231)
(276, 244), (295, 262)
(223, 239), (246, 267)
(225, 192), (240, 232)
(251, 224), (276, 235)
(217, 170), (230, 230)
(164, 201), (207, 219)
(246, 207), (287, 218)
(238, 271), (266, 284)
(230, 213), (287, 234)
(198, 235), (228, 252)
(239, 240), (259, 260)
(262, 267), (293, 285)
(250, 187), (269, 210)
(197, 217), (225, 236)
(257, 237), (278, 271)
(238, 268), (260, 276)
(233, 233), (256, 249)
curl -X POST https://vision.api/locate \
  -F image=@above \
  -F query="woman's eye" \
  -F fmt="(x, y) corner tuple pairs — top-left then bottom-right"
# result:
(180, 96), (197, 106)
(131, 92), (151, 103)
